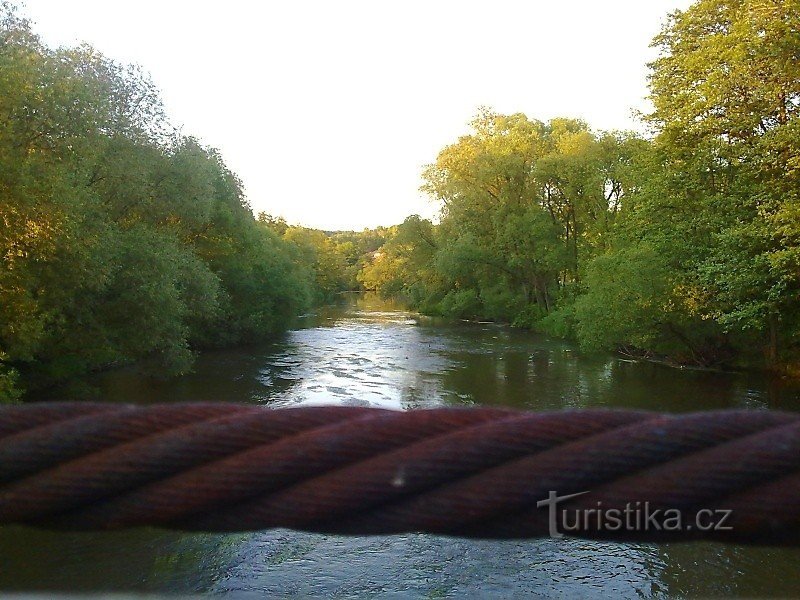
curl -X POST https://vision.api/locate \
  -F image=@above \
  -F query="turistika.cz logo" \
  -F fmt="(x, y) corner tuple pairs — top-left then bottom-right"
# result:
(536, 491), (734, 539)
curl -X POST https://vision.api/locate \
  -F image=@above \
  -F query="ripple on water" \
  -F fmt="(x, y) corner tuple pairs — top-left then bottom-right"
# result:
(208, 532), (668, 598)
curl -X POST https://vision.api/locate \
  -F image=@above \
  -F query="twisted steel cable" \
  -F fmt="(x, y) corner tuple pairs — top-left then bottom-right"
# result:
(0, 402), (798, 545)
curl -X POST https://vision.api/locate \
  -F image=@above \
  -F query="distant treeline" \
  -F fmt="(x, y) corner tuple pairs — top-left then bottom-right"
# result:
(360, 0), (800, 372)
(0, 4), (380, 400)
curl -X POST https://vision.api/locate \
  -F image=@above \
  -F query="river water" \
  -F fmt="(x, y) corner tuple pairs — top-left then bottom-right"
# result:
(3, 293), (800, 597)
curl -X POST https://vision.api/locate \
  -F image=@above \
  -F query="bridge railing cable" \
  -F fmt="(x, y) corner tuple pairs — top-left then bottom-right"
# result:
(0, 403), (797, 545)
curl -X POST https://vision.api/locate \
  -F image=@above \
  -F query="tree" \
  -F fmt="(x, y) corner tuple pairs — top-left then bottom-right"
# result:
(282, 226), (348, 302)
(418, 109), (638, 322)
(0, 4), (321, 399)
(645, 0), (800, 364)
(358, 216), (439, 302)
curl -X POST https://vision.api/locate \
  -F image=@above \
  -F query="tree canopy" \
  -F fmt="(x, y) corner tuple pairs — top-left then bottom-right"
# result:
(0, 3), (351, 400)
(362, 0), (800, 372)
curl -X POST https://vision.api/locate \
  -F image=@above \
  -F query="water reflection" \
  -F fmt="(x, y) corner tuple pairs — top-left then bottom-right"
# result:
(7, 293), (800, 596)
(72, 293), (800, 413)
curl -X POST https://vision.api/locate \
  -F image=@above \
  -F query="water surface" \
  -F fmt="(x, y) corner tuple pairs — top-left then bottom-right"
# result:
(4, 293), (800, 597)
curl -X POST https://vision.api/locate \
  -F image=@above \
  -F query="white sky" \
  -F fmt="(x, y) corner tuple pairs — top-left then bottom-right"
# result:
(21, 0), (692, 231)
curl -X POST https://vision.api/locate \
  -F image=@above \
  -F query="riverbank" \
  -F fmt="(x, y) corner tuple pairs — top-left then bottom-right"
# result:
(7, 292), (800, 597)
(26, 293), (800, 411)
(385, 292), (799, 381)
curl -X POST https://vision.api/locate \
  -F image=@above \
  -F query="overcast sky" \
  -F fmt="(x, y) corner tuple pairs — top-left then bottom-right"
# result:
(21, 0), (692, 231)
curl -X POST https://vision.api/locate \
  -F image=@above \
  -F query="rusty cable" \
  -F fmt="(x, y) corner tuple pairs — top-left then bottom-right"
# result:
(0, 403), (797, 545)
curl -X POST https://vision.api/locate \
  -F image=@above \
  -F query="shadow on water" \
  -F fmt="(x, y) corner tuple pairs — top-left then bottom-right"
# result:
(7, 292), (800, 597)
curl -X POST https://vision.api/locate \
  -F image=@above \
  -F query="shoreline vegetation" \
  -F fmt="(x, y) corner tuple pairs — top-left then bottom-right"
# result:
(0, 3), (374, 401)
(354, 0), (800, 379)
(2, 0), (799, 402)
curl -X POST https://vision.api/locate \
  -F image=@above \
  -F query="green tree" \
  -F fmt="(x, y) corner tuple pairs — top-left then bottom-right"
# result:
(283, 226), (348, 302)
(418, 109), (638, 323)
(0, 3), (321, 399)
(646, 0), (800, 364)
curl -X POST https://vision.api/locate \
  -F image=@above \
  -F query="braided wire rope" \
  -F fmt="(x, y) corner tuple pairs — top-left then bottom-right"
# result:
(0, 402), (798, 544)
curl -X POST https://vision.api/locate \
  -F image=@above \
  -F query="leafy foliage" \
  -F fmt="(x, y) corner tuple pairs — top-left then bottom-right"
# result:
(364, 0), (800, 371)
(0, 5), (336, 400)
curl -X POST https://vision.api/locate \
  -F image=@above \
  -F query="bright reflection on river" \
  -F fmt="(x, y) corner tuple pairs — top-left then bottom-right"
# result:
(4, 293), (800, 597)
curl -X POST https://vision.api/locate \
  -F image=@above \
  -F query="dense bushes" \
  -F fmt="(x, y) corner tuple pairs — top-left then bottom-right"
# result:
(360, 0), (800, 371)
(0, 4), (323, 400)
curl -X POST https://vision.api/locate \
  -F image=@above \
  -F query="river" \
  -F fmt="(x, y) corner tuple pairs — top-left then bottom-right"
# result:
(2, 293), (800, 597)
